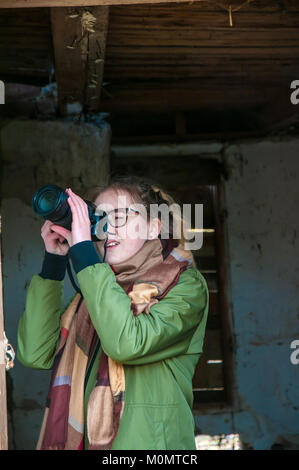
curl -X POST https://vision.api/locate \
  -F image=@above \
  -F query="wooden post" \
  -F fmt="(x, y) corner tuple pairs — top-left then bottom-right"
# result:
(50, 6), (109, 116)
(0, 215), (8, 450)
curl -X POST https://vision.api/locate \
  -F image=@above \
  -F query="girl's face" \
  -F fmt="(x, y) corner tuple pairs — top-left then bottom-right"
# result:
(94, 189), (160, 265)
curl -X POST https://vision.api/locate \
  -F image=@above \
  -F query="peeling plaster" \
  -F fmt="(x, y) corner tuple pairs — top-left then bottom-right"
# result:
(1, 118), (111, 449)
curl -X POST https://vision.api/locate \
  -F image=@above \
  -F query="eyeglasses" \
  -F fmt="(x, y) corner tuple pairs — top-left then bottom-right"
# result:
(96, 207), (140, 239)
(104, 207), (140, 228)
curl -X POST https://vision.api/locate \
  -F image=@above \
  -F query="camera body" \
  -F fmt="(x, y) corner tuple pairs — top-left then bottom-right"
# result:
(32, 184), (106, 242)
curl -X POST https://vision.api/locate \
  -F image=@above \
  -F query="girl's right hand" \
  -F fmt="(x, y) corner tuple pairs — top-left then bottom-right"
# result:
(41, 220), (70, 256)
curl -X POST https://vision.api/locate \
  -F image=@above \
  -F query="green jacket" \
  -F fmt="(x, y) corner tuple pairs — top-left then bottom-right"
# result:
(17, 262), (209, 450)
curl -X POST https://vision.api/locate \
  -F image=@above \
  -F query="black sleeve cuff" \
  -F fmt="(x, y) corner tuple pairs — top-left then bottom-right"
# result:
(39, 250), (69, 281)
(68, 240), (102, 274)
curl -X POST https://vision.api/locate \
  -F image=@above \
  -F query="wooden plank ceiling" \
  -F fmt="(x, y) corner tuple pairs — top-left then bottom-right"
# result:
(0, 0), (198, 6)
(1, 0), (299, 140)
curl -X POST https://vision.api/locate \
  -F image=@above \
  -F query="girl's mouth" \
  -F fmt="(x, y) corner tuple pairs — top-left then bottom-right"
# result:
(106, 240), (120, 249)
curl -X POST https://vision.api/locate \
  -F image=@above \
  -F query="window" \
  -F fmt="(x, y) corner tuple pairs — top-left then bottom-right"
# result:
(171, 183), (233, 408)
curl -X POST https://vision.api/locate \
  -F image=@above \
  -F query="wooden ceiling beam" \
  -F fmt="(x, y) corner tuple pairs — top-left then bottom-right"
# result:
(175, 111), (186, 138)
(258, 96), (299, 133)
(50, 6), (109, 115)
(0, 0), (211, 7)
(110, 128), (288, 145)
(98, 80), (280, 113)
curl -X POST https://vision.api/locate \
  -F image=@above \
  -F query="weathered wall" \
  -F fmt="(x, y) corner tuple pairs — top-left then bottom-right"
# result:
(0, 118), (111, 449)
(193, 138), (299, 450)
(109, 137), (299, 449)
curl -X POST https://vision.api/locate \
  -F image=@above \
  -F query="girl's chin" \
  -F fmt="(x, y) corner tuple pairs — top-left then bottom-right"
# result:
(104, 251), (122, 264)
(105, 250), (134, 265)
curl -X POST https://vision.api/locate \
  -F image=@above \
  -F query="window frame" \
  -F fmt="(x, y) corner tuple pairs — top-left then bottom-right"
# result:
(192, 180), (236, 413)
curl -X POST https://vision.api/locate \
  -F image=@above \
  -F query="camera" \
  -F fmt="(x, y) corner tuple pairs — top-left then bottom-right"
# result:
(31, 184), (107, 242)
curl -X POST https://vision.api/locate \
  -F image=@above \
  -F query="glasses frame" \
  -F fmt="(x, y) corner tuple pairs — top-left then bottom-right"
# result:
(100, 207), (140, 229)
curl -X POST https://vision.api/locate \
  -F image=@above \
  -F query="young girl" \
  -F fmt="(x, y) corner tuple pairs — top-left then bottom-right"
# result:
(17, 175), (209, 450)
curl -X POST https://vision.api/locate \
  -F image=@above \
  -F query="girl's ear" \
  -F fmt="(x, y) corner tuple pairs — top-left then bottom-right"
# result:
(148, 217), (161, 239)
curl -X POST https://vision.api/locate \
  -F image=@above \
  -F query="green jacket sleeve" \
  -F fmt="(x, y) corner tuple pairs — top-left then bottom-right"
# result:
(17, 274), (69, 369)
(77, 263), (209, 365)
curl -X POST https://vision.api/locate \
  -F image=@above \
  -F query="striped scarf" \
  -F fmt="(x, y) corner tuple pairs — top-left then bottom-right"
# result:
(36, 237), (193, 450)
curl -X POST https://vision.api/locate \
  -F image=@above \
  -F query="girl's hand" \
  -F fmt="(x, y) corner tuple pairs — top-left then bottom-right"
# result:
(49, 188), (92, 248)
(41, 219), (70, 256)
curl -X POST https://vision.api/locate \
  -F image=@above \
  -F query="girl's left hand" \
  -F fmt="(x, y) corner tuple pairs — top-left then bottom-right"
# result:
(50, 188), (91, 247)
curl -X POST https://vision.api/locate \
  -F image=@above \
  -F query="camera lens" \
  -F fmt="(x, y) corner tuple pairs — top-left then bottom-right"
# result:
(32, 184), (72, 230)
(32, 184), (108, 241)
(37, 189), (59, 213)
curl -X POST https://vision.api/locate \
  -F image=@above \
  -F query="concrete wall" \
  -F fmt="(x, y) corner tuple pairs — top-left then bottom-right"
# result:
(193, 138), (299, 450)
(110, 137), (299, 449)
(0, 118), (111, 449)
(0, 120), (298, 449)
